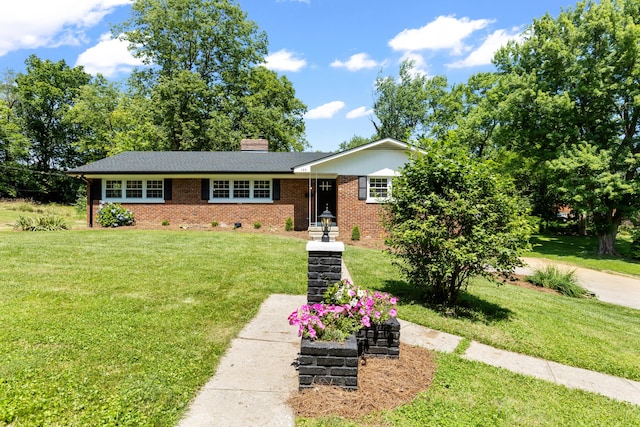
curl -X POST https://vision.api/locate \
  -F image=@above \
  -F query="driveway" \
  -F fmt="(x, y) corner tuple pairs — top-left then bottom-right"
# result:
(516, 257), (640, 310)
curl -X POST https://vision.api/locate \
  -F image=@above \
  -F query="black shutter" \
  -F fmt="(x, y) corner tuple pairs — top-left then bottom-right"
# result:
(201, 179), (210, 200)
(90, 179), (102, 201)
(164, 179), (172, 200)
(272, 179), (280, 200)
(358, 176), (367, 200)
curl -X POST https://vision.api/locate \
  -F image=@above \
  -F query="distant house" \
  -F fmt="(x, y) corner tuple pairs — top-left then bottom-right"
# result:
(66, 137), (415, 239)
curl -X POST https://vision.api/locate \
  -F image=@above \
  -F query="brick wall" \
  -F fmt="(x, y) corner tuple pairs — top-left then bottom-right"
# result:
(337, 175), (386, 239)
(87, 176), (388, 237)
(89, 178), (311, 230)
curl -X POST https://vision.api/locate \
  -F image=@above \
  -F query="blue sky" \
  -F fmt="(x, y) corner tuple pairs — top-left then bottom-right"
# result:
(0, 0), (575, 152)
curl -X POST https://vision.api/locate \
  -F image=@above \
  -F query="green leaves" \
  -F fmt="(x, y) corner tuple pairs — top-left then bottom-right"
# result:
(384, 143), (531, 306)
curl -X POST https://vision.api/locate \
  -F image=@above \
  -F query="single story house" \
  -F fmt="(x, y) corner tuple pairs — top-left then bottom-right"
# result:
(66, 137), (415, 239)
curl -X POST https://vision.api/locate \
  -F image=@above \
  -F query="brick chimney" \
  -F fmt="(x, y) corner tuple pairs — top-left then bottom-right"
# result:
(240, 137), (269, 152)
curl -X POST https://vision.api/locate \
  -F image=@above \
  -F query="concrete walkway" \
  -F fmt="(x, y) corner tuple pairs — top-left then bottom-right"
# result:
(518, 257), (640, 310)
(177, 293), (640, 427)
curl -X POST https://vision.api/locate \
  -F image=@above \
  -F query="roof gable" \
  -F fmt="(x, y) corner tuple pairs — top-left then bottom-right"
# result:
(293, 138), (416, 174)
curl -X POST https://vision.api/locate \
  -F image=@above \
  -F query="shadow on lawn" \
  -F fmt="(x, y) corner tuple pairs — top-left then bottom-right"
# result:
(530, 234), (639, 263)
(380, 279), (512, 324)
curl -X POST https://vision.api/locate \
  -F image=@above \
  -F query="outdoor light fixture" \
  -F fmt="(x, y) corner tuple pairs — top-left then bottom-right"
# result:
(319, 204), (335, 242)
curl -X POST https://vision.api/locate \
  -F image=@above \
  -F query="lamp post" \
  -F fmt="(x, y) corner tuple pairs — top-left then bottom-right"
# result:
(319, 204), (335, 242)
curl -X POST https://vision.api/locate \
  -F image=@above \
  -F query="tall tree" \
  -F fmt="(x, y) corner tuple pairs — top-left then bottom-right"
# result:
(372, 60), (428, 141)
(117, 0), (306, 151)
(494, 0), (640, 255)
(0, 70), (33, 198)
(15, 55), (91, 171)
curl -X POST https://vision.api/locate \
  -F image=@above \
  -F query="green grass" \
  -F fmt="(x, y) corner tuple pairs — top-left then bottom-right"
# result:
(344, 246), (640, 381)
(0, 199), (86, 231)
(3, 226), (640, 426)
(526, 234), (640, 277)
(0, 230), (308, 426)
(298, 353), (640, 426)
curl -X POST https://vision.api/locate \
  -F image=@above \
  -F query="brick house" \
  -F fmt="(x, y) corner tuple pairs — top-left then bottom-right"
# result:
(67, 137), (414, 239)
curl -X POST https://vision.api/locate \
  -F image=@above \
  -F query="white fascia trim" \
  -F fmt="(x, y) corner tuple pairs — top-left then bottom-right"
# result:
(293, 138), (412, 173)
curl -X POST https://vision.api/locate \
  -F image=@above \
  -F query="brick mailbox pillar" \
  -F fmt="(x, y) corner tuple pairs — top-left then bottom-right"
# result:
(306, 241), (345, 304)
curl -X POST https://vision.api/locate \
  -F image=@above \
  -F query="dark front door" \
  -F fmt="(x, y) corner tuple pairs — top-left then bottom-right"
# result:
(316, 179), (337, 225)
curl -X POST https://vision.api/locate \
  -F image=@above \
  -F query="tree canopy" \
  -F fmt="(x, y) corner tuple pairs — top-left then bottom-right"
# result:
(493, 0), (640, 254)
(117, 0), (307, 151)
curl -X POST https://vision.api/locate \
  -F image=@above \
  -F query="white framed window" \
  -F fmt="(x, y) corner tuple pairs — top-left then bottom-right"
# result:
(105, 180), (122, 198)
(103, 178), (164, 202)
(367, 177), (392, 203)
(209, 178), (272, 203)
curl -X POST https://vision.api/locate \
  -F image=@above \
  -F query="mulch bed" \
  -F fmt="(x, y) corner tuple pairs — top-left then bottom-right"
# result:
(288, 343), (435, 419)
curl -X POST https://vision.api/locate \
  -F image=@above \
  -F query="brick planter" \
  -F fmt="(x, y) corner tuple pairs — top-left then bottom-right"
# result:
(357, 317), (400, 358)
(298, 334), (359, 390)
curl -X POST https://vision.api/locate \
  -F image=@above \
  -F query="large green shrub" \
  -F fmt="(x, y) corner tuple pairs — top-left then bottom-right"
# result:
(383, 143), (532, 306)
(96, 202), (134, 227)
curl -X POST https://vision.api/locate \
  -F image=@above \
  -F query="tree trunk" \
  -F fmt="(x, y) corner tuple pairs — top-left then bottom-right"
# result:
(598, 230), (619, 256)
(595, 211), (622, 256)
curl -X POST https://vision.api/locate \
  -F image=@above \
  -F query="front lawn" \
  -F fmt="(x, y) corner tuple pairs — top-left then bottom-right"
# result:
(2, 229), (639, 426)
(0, 230), (307, 426)
(344, 245), (640, 381)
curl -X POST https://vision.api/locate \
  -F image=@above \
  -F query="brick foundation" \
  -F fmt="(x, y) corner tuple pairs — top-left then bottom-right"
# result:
(298, 335), (359, 391)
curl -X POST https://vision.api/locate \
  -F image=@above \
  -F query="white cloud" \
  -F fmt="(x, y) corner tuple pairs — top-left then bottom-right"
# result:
(0, 0), (132, 56)
(346, 106), (372, 119)
(447, 28), (522, 68)
(305, 101), (345, 119)
(389, 15), (493, 55)
(264, 49), (307, 72)
(76, 33), (144, 77)
(331, 53), (379, 71)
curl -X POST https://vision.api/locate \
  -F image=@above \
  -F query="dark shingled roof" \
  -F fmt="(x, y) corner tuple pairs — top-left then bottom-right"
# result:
(67, 151), (333, 175)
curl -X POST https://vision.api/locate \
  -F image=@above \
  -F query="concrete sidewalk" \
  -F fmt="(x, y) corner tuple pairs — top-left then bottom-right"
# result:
(177, 294), (640, 427)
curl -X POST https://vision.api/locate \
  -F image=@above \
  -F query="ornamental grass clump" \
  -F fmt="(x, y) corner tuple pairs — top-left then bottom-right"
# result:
(527, 265), (589, 298)
(288, 280), (398, 341)
(96, 202), (134, 227)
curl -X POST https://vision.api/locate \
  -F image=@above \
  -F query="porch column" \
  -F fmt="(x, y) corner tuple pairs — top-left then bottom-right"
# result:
(306, 241), (344, 304)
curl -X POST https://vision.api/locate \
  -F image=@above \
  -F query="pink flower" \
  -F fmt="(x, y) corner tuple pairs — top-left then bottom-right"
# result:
(389, 308), (397, 317)
(361, 315), (371, 328)
(390, 297), (398, 305)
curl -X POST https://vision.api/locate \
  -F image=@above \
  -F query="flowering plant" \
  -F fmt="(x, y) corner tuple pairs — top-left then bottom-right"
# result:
(96, 202), (135, 227)
(288, 280), (398, 341)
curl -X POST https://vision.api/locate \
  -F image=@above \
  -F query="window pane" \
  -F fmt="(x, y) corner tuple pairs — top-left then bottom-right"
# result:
(126, 180), (143, 198)
(234, 180), (250, 198)
(369, 178), (388, 198)
(146, 180), (163, 198)
(106, 180), (122, 198)
(213, 180), (230, 198)
(253, 180), (270, 198)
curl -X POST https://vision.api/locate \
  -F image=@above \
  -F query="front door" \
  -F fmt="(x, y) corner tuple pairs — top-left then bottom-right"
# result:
(316, 179), (337, 225)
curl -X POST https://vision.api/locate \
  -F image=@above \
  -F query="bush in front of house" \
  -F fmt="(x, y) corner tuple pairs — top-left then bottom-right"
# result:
(351, 225), (360, 241)
(285, 217), (293, 231)
(383, 143), (532, 307)
(96, 202), (134, 227)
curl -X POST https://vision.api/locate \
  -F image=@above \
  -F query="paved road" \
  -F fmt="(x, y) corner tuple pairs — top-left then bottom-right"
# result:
(517, 257), (640, 310)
